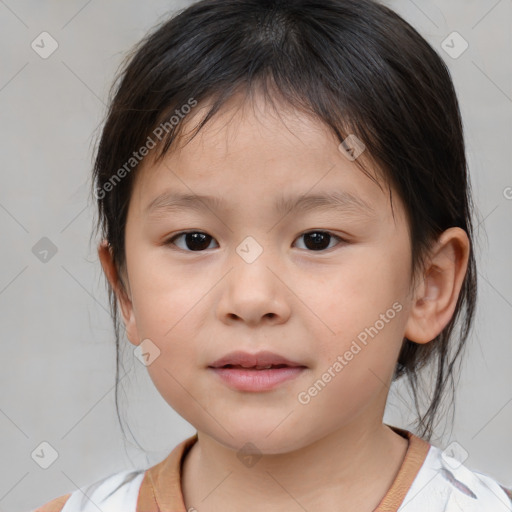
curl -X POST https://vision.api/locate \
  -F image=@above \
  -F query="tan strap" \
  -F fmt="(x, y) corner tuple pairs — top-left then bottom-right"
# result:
(374, 427), (431, 511)
(137, 433), (198, 511)
(33, 493), (72, 512)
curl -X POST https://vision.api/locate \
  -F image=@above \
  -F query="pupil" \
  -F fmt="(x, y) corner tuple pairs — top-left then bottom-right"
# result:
(304, 232), (330, 250)
(186, 232), (211, 251)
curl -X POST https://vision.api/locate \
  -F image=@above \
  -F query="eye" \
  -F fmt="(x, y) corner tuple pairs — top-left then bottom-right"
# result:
(165, 231), (218, 252)
(293, 230), (345, 251)
(165, 230), (345, 252)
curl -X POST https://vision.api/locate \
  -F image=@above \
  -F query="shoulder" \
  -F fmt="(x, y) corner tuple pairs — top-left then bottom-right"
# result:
(31, 469), (145, 512)
(400, 442), (512, 511)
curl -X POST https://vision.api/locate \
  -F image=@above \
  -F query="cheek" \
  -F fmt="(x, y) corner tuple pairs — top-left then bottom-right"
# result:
(129, 253), (206, 336)
(301, 254), (408, 336)
(137, 305), (208, 422)
(300, 250), (409, 386)
(297, 306), (406, 425)
(127, 263), (209, 393)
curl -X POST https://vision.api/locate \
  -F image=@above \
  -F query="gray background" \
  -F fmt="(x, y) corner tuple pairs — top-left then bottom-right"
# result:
(0, 1), (510, 511)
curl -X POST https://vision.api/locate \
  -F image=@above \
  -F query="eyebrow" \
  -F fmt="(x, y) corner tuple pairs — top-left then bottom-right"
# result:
(145, 190), (376, 217)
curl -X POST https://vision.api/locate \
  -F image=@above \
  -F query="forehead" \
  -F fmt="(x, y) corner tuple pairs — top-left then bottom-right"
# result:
(130, 91), (398, 223)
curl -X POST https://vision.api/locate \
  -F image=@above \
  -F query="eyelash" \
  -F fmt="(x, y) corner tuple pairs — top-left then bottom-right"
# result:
(164, 230), (347, 253)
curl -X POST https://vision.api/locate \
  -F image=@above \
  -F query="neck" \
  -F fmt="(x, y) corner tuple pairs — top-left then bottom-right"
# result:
(182, 419), (409, 512)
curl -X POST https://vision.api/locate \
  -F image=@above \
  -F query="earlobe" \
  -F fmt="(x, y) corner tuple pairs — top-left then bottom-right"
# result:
(404, 227), (470, 344)
(97, 239), (140, 346)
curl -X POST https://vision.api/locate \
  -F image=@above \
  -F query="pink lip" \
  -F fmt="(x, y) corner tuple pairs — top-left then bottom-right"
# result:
(209, 366), (306, 392)
(208, 350), (307, 392)
(208, 350), (305, 369)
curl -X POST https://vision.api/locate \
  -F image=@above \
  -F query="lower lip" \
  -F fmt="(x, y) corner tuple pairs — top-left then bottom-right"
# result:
(208, 366), (306, 391)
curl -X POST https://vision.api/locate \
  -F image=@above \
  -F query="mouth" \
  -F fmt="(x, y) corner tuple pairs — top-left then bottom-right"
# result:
(215, 363), (296, 370)
(208, 350), (307, 392)
(208, 350), (307, 370)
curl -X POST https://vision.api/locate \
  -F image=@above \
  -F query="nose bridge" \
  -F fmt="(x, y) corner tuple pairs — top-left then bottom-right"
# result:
(235, 234), (267, 266)
(232, 233), (278, 297)
(217, 233), (290, 325)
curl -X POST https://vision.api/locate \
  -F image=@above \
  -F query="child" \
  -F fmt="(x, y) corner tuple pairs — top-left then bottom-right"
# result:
(34, 0), (511, 510)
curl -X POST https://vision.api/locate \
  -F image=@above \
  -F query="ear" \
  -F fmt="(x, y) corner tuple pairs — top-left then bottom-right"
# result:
(404, 227), (470, 344)
(97, 239), (140, 346)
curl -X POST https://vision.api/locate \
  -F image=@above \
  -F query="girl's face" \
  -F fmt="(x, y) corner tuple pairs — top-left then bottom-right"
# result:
(114, 93), (417, 453)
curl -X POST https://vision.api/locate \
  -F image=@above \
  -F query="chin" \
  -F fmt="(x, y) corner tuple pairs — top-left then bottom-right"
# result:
(201, 421), (314, 456)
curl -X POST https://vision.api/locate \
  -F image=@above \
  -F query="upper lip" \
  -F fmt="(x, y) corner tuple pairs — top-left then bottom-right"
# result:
(208, 350), (307, 369)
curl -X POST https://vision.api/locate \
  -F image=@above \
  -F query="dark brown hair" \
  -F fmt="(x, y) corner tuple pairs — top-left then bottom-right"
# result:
(90, 0), (478, 442)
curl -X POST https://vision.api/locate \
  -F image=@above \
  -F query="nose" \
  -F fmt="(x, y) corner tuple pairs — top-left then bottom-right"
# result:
(215, 248), (291, 327)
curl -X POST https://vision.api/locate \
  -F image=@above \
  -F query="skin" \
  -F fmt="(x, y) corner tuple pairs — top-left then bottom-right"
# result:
(98, 91), (470, 511)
